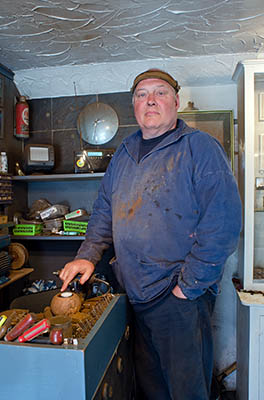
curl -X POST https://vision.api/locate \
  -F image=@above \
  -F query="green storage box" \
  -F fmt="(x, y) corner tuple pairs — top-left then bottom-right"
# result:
(63, 220), (88, 233)
(13, 224), (43, 236)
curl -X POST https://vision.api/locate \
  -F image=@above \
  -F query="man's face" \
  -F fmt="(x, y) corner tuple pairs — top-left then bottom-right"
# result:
(133, 78), (180, 139)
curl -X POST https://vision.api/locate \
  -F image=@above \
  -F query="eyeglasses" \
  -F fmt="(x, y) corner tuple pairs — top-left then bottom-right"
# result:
(133, 87), (173, 101)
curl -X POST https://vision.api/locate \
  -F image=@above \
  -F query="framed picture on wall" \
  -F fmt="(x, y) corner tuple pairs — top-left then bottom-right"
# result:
(178, 110), (234, 170)
(0, 76), (3, 106)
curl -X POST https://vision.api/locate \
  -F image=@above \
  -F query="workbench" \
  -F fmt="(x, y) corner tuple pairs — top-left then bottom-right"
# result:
(0, 294), (134, 400)
(0, 267), (33, 290)
(0, 267), (34, 311)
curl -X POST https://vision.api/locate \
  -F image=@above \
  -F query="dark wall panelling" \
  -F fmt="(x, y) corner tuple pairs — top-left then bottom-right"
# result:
(0, 64), (134, 293)
(52, 95), (96, 130)
(0, 66), (140, 176)
(0, 63), (14, 80)
(52, 129), (82, 174)
(28, 98), (52, 132)
(0, 73), (21, 175)
(26, 92), (139, 175)
(98, 92), (137, 126)
(27, 180), (102, 211)
(5, 84), (139, 284)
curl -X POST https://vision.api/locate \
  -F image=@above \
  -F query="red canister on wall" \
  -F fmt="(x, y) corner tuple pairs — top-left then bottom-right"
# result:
(15, 96), (29, 138)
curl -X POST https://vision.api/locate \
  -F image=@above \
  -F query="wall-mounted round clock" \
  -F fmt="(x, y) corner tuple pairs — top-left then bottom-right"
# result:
(77, 102), (119, 145)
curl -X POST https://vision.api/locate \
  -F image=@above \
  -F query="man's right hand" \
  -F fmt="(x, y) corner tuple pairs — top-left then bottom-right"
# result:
(59, 259), (95, 292)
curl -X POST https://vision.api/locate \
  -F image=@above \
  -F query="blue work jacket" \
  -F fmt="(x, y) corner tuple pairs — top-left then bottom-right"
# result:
(76, 119), (242, 303)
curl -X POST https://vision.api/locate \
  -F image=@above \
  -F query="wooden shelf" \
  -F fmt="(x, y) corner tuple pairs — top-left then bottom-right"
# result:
(10, 172), (103, 281)
(12, 173), (104, 182)
(11, 235), (85, 241)
(0, 222), (14, 228)
(0, 267), (34, 290)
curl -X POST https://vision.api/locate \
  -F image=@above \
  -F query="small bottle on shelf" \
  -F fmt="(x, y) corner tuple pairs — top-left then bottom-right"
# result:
(0, 152), (8, 174)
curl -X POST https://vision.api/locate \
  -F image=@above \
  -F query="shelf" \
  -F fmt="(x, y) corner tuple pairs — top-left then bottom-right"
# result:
(11, 235), (86, 241)
(0, 267), (34, 290)
(0, 223), (14, 228)
(12, 173), (105, 182)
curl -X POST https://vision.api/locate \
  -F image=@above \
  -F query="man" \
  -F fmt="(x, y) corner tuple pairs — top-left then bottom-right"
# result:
(60, 69), (242, 400)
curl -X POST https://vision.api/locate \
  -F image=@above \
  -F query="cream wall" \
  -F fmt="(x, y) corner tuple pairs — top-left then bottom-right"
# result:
(179, 83), (237, 116)
(13, 52), (251, 100)
(181, 83), (238, 389)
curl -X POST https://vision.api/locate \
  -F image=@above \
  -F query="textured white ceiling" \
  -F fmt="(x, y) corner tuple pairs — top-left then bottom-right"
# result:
(1, 0), (264, 97)
(1, 0), (264, 70)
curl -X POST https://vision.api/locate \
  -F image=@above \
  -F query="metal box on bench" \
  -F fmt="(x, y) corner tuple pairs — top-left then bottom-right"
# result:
(0, 294), (134, 400)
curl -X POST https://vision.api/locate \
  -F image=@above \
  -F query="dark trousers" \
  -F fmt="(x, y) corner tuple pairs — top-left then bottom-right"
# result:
(133, 291), (216, 400)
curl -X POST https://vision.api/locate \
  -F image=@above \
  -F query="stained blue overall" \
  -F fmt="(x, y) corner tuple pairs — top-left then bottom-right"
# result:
(76, 118), (242, 399)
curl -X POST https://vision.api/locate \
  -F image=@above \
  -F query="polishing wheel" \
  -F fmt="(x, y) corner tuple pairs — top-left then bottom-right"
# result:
(8, 243), (29, 270)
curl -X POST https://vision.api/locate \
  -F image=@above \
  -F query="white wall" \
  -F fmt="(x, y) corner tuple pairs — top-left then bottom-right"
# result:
(179, 83), (237, 116)
(13, 52), (251, 101)
(182, 83), (238, 390)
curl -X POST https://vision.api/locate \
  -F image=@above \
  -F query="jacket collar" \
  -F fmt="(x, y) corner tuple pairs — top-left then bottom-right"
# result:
(123, 118), (195, 162)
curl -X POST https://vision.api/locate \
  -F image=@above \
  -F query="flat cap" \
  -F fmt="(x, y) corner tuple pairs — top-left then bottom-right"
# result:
(131, 69), (181, 94)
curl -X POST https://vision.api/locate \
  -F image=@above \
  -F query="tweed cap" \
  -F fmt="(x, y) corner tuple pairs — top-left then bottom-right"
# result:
(131, 69), (180, 94)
